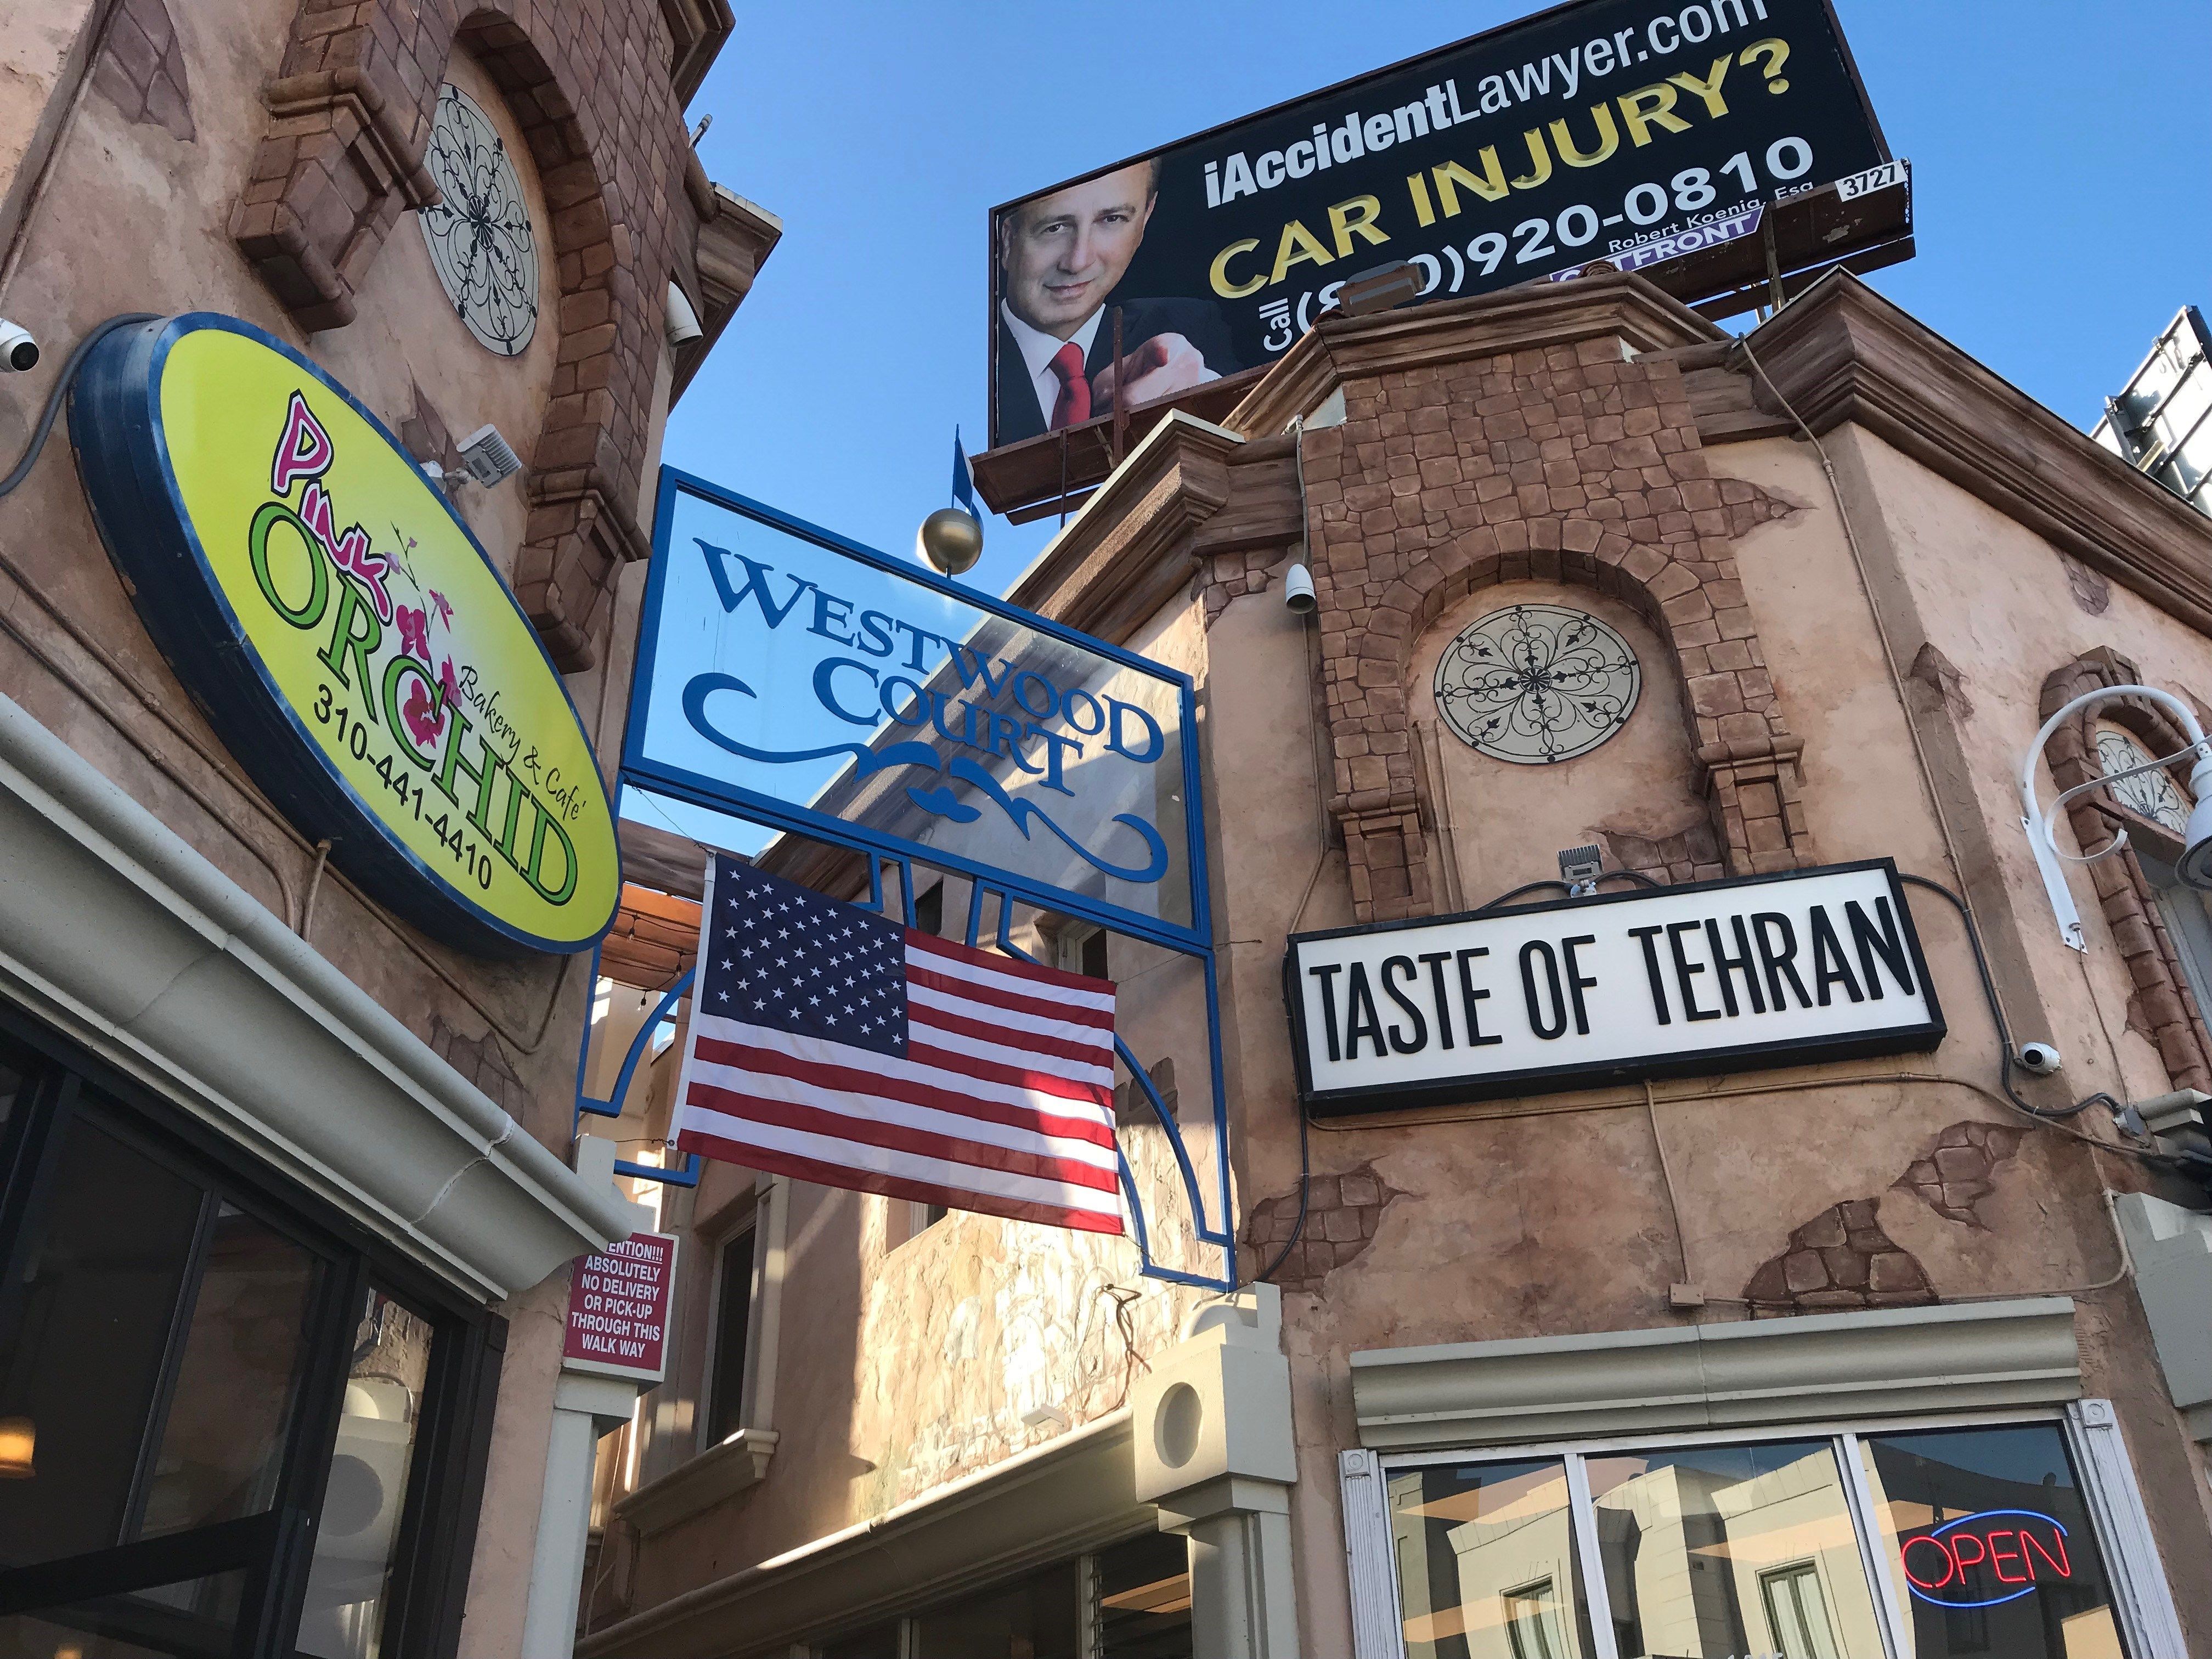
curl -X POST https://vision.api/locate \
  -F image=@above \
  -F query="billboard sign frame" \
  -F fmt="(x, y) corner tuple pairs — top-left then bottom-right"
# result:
(986, 0), (1893, 454)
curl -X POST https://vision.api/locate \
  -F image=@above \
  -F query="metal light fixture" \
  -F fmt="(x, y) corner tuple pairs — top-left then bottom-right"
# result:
(0, 1415), (33, 1479)
(2020, 682), (2212, 950)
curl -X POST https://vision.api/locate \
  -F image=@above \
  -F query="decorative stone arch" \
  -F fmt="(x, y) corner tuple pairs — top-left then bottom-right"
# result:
(231, 0), (709, 668)
(2040, 647), (2212, 1092)
(1299, 331), (1813, 923)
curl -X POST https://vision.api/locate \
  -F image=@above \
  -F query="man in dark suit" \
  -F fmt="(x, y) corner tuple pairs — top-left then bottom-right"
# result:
(995, 159), (1238, 446)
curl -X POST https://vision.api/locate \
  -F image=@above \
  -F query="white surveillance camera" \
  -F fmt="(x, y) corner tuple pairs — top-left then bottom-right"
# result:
(1283, 561), (1316, 613)
(0, 320), (38, 373)
(2016, 1041), (2063, 1077)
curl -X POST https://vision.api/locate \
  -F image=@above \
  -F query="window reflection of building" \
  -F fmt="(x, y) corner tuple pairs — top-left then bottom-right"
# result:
(1385, 1423), (2138, 1659)
(1584, 1442), (1883, 1659)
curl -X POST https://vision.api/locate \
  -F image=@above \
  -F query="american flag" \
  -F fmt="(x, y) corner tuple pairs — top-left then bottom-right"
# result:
(669, 855), (1125, 1235)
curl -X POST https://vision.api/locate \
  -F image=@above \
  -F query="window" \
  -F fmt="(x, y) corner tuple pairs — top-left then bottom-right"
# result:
(1502, 1580), (1565, 1659)
(0, 1022), (497, 1659)
(2095, 725), (2191, 834)
(2137, 851), (2212, 1022)
(1859, 1424), (2125, 1659)
(913, 1560), (1079, 1658)
(1096, 1531), (1192, 1658)
(704, 1225), (757, 1446)
(1759, 1562), (1841, 1659)
(1056, 922), (1109, 982)
(807, 1537), (1192, 1659)
(1386, 1458), (1595, 1659)
(1378, 1421), (2141, 1659)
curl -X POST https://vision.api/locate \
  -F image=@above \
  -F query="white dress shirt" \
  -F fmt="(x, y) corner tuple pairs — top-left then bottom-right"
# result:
(1002, 301), (1103, 431)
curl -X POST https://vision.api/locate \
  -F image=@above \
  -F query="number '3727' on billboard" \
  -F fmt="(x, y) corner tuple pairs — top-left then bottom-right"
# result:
(988, 0), (1886, 448)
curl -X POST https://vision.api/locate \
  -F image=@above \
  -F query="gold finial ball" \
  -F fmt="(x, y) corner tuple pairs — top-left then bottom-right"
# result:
(918, 507), (984, 576)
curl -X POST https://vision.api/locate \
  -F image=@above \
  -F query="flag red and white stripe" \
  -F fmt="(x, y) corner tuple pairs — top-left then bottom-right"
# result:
(669, 857), (1124, 1234)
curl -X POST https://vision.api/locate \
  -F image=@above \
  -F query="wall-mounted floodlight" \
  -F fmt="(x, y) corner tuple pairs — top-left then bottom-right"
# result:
(2019, 682), (2212, 950)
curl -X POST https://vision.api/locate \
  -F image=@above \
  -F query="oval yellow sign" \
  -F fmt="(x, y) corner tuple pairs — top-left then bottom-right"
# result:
(71, 314), (619, 956)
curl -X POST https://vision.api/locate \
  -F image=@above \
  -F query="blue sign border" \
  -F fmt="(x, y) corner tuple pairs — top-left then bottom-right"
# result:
(625, 468), (1213, 955)
(69, 312), (619, 958)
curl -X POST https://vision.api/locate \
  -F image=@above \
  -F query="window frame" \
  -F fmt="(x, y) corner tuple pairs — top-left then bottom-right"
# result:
(1344, 1406), (2174, 1659)
(0, 1000), (506, 1659)
(702, 1207), (763, 1451)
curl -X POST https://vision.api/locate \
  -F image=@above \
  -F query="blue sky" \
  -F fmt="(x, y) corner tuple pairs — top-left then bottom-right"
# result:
(668, 1), (2210, 601)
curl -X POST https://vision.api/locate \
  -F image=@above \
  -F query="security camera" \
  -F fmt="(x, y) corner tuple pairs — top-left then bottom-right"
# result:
(2016, 1041), (2063, 1077)
(1283, 561), (1316, 613)
(0, 320), (38, 373)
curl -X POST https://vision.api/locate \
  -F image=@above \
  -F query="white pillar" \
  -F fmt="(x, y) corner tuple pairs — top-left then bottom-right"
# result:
(520, 1136), (652, 1658)
(518, 1369), (639, 1657)
(1132, 1286), (1301, 1658)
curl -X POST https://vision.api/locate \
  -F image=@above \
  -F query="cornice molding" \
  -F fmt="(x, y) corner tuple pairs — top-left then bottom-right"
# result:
(0, 690), (631, 1304)
(1350, 1298), (2079, 1451)
(1741, 271), (2212, 634)
(1003, 412), (1242, 642)
(1227, 270), (1725, 437)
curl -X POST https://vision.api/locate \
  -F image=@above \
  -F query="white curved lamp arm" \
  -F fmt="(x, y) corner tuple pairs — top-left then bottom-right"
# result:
(2018, 684), (2212, 952)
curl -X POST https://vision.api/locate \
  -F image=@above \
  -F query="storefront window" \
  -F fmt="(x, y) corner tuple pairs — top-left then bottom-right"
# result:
(1386, 1457), (1595, 1659)
(1096, 1531), (1192, 1657)
(1858, 1424), (2125, 1659)
(0, 1031), (500, 1659)
(1583, 1441), (1883, 1658)
(913, 1560), (1080, 1658)
(0, 1111), (210, 1567)
(297, 1292), (436, 1659)
(1379, 1423), (2143, 1659)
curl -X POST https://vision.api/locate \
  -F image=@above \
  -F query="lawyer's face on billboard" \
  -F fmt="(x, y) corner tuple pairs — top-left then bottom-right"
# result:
(997, 160), (1159, 340)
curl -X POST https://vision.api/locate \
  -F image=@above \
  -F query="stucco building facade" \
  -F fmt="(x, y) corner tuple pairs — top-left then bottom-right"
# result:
(0, 1), (771, 1654)
(577, 270), (2212, 1659)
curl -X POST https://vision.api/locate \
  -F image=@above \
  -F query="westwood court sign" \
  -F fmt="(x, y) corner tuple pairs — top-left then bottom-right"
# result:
(1286, 860), (1944, 1115)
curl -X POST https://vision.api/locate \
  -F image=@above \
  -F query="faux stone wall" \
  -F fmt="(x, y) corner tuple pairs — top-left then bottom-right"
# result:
(93, 0), (195, 142)
(233, 0), (697, 668)
(1744, 1119), (2028, 1313)
(1299, 331), (1812, 922)
(1239, 1161), (1406, 1295)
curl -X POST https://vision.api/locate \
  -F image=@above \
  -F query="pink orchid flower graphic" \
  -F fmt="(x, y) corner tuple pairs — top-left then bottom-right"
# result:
(401, 677), (446, 748)
(396, 604), (431, 661)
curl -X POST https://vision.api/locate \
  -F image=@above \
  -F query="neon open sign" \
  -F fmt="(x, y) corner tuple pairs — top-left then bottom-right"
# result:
(1899, 1510), (2074, 1608)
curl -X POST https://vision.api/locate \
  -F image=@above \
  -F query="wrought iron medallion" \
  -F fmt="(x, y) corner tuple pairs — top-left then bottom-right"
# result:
(417, 83), (539, 357)
(2096, 726), (2191, 833)
(1434, 603), (1641, 764)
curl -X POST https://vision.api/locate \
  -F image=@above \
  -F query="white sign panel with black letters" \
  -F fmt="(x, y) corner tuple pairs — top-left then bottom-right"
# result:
(1286, 860), (1944, 1115)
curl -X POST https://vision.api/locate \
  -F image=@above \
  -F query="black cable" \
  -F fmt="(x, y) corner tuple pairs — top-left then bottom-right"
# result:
(1255, 1096), (1311, 1287)
(1471, 870), (1663, 915)
(1259, 865), (1662, 1286)
(1898, 873), (2119, 1122)
(0, 312), (158, 499)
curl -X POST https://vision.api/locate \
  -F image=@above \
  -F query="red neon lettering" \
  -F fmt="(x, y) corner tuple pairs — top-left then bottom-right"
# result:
(1949, 1532), (1987, 1571)
(1900, 1534), (1955, 1590)
(271, 391), (334, 495)
(2023, 1528), (2073, 1579)
(1986, 1530), (2027, 1583)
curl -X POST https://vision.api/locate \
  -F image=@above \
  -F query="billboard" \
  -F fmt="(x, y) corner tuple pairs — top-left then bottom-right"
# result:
(988, 0), (1888, 451)
(2092, 306), (2212, 521)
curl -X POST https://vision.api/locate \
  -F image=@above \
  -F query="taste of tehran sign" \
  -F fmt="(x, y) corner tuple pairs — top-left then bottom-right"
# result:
(1286, 860), (1943, 1115)
(70, 314), (619, 957)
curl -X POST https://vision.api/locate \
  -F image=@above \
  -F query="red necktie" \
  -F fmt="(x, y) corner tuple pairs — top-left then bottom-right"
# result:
(1048, 341), (1091, 430)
